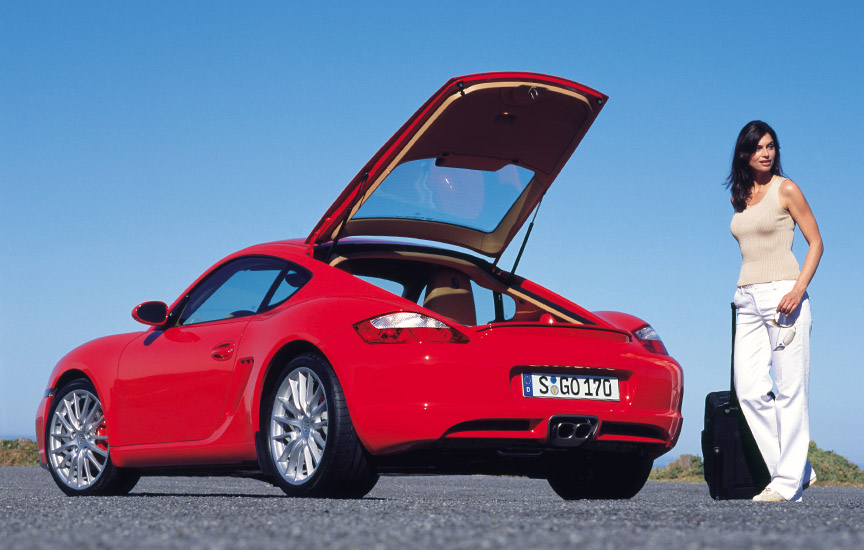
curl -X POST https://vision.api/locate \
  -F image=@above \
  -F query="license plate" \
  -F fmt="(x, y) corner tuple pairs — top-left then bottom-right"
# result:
(522, 373), (619, 401)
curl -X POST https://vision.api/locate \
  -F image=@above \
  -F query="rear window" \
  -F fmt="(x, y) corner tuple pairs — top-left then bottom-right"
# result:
(354, 159), (534, 232)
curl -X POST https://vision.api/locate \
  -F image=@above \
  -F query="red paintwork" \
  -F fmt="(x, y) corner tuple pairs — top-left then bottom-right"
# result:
(114, 319), (248, 445)
(36, 240), (683, 469)
(36, 73), (683, 474)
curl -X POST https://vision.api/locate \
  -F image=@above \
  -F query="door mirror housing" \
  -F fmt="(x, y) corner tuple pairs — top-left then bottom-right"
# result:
(132, 301), (168, 326)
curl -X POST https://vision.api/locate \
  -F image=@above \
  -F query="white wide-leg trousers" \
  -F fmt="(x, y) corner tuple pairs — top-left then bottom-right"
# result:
(733, 280), (815, 502)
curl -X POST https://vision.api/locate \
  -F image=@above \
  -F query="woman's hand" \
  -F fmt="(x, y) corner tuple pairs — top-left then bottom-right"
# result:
(777, 288), (805, 315)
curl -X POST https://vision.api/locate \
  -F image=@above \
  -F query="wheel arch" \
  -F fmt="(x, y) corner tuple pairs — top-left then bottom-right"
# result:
(49, 367), (114, 420)
(53, 369), (91, 392)
(253, 339), (329, 431)
(45, 369), (103, 435)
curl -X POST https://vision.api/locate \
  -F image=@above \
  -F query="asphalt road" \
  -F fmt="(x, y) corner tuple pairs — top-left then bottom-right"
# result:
(2, 467), (862, 550)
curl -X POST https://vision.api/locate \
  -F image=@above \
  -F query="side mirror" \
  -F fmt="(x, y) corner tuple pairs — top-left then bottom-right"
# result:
(132, 301), (168, 326)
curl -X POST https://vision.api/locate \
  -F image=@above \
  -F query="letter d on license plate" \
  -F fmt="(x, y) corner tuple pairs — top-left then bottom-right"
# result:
(522, 373), (619, 401)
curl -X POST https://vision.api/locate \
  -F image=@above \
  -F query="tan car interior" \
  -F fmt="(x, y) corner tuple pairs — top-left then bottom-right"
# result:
(329, 250), (579, 326)
(422, 268), (476, 326)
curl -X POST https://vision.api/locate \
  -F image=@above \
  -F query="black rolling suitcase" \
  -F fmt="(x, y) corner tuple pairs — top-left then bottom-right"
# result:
(701, 303), (770, 500)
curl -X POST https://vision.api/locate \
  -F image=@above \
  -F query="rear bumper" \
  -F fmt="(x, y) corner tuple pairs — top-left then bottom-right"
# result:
(350, 400), (681, 457)
(372, 434), (667, 477)
(321, 325), (684, 456)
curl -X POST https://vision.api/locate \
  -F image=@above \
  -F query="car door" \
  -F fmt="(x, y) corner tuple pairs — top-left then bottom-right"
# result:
(115, 256), (306, 446)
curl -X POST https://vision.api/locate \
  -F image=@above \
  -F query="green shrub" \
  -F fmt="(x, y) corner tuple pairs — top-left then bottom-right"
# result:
(650, 454), (704, 482)
(0, 438), (40, 466)
(650, 442), (863, 486)
(807, 441), (864, 485)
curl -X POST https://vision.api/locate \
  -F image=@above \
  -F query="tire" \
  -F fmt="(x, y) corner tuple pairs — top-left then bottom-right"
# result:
(45, 379), (140, 496)
(260, 353), (378, 498)
(547, 452), (653, 500)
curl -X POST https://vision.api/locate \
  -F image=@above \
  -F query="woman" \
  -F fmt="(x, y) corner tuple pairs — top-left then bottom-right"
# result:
(727, 120), (823, 502)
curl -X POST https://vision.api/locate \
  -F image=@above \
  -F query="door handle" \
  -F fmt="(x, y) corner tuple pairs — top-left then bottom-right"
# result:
(211, 341), (235, 361)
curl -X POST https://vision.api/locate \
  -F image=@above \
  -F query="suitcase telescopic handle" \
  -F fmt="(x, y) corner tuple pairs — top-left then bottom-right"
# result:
(730, 302), (738, 405)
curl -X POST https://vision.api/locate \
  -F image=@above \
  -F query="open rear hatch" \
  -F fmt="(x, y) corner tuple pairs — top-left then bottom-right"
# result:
(307, 72), (607, 260)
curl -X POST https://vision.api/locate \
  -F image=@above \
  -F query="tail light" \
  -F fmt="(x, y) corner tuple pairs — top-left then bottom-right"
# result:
(354, 312), (469, 344)
(633, 324), (668, 355)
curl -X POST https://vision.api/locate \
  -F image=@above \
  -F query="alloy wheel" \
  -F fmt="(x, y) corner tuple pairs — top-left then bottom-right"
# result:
(48, 389), (109, 490)
(270, 366), (329, 485)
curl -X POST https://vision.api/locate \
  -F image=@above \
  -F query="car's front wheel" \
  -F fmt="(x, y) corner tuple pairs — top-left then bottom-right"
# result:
(547, 452), (653, 500)
(261, 353), (378, 498)
(45, 379), (140, 496)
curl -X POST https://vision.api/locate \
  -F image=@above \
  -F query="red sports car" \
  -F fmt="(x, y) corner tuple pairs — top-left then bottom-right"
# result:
(36, 72), (683, 499)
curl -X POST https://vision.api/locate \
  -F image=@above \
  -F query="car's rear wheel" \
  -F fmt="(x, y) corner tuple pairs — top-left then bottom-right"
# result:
(261, 353), (378, 498)
(46, 379), (140, 496)
(547, 452), (653, 500)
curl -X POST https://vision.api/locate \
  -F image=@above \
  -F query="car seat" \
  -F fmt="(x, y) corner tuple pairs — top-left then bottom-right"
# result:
(422, 268), (476, 326)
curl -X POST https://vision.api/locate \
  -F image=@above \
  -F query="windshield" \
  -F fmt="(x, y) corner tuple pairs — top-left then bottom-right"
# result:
(354, 159), (535, 233)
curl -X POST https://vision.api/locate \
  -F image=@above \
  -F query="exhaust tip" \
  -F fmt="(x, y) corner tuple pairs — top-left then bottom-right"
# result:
(548, 416), (599, 448)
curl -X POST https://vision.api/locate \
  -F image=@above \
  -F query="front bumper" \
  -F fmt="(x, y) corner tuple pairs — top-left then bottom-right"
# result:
(34, 395), (50, 467)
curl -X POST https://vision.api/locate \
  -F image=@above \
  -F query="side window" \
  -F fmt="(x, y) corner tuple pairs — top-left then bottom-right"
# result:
(471, 281), (516, 325)
(265, 268), (310, 309)
(356, 275), (406, 298)
(502, 292), (516, 319)
(417, 277), (515, 326)
(178, 257), (308, 326)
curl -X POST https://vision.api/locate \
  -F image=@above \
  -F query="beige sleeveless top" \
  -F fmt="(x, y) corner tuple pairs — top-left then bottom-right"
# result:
(730, 176), (800, 286)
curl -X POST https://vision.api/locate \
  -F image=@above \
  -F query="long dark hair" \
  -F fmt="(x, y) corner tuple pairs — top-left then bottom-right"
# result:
(725, 120), (784, 212)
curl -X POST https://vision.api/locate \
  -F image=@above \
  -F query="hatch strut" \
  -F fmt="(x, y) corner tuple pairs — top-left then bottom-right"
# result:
(505, 193), (544, 277)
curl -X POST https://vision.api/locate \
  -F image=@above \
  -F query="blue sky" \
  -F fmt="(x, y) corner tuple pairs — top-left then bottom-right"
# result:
(2, 1), (863, 465)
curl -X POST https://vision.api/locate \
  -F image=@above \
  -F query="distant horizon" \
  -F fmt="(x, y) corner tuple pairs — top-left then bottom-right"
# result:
(1, 434), (36, 440)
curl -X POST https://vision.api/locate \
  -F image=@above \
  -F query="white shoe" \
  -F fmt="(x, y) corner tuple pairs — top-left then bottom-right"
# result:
(803, 475), (817, 490)
(753, 488), (787, 502)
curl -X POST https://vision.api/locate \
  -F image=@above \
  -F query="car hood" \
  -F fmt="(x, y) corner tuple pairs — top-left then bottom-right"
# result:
(307, 72), (607, 259)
